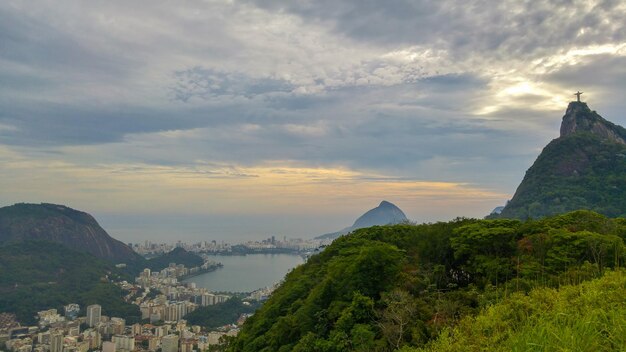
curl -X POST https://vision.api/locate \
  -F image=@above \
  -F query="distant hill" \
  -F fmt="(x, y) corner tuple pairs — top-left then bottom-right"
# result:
(0, 203), (144, 265)
(184, 297), (261, 330)
(146, 247), (204, 272)
(315, 201), (408, 240)
(496, 101), (626, 219)
(490, 206), (505, 215)
(0, 241), (140, 325)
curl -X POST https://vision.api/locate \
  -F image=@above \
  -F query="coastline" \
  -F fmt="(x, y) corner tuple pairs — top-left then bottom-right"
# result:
(179, 263), (223, 281)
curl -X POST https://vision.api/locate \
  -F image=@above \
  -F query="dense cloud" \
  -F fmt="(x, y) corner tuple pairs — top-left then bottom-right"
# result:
(247, 0), (626, 55)
(1, 0), (625, 240)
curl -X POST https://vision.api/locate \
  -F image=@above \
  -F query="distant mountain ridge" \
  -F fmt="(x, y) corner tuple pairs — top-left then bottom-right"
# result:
(315, 201), (408, 240)
(496, 101), (626, 219)
(0, 203), (144, 264)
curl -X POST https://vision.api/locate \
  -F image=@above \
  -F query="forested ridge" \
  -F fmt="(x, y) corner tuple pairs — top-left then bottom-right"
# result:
(0, 241), (140, 325)
(497, 132), (626, 219)
(230, 211), (626, 351)
(0, 240), (211, 325)
(143, 247), (205, 272)
(184, 298), (261, 330)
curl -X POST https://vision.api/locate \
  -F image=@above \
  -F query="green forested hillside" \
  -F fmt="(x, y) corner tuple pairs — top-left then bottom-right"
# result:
(0, 241), (140, 325)
(230, 211), (626, 351)
(184, 298), (261, 330)
(498, 133), (626, 219)
(144, 247), (204, 272)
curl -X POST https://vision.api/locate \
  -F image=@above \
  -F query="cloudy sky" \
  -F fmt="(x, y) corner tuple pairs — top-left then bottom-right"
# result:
(1, 0), (625, 242)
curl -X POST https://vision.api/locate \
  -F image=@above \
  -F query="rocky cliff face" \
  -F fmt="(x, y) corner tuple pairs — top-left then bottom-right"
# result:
(0, 203), (144, 264)
(560, 102), (626, 144)
(496, 101), (626, 219)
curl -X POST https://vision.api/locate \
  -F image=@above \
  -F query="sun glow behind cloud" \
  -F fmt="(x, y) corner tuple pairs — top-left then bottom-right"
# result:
(474, 42), (626, 116)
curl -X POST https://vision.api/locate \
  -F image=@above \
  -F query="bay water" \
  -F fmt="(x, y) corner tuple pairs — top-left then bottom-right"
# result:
(182, 253), (305, 293)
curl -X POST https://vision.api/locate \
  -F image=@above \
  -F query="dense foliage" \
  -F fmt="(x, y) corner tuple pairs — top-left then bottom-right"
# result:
(497, 132), (626, 219)
(230, 211), (626, 351)
(0, 241), (140, 325)
(414, 270), (626, 351)
(184, 298), (261, 330)
(144, 247), (204, 272)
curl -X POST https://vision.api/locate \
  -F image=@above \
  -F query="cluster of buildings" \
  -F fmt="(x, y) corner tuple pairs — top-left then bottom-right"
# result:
(241, 236), (321, 251)
(131, 237), (323, 256)
(245, 282), (281, 302)
(2, 287), (244, 352)
(130, 266), (231, 324)
(2, 299), (241, 352)
(129, 241), (175, 256)
(2, 304), (128, 352)
(130, 241), (232, 256)
(135, 261), (221, 290)
(1, 260), (247, 352)
(2, 235), (312, 352)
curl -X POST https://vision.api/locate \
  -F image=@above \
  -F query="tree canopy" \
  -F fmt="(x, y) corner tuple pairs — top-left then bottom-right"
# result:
(230, 211), (626, 351)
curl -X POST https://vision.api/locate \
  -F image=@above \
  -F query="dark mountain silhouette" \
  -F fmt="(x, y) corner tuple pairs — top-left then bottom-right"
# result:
(0, 203), (144, 265)
(315, 201), (408, 240)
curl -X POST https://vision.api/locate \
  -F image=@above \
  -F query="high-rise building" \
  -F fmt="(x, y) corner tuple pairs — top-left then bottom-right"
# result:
(177, 302), (187, 318)
(216, 295), (230, 304)
(180, 342), (193, 352)
(201, 293), (215, 306)
(68, 325), (80, 336)
(111, 318), (125, 335)
(83, 329), (101, 349)
(166, 305), (177, 321)
(50, 333), (63, 352)
(131, 323), (142, 336)
(38, 331), (51, 345)
(161, 335), (179, 352)
(102, 341), (116, 352)
(155, 326), (169, 337)
(86, 305), (102, 327)
(148, 337), (159, 351)
(112, 335), (135, 352)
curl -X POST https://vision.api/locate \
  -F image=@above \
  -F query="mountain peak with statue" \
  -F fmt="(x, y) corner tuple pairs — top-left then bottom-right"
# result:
(494, 95), (626, 219)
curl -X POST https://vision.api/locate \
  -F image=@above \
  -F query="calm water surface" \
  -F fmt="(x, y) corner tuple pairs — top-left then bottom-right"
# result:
(182, 253), (305, 292)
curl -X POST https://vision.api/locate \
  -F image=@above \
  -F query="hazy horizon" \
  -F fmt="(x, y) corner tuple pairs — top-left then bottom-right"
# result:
(2, 1), (626, 242)
(96, 198), (499, 243)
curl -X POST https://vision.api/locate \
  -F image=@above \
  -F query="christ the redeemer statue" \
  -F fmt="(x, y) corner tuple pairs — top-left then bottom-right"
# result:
(574, 91), (583, 102)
